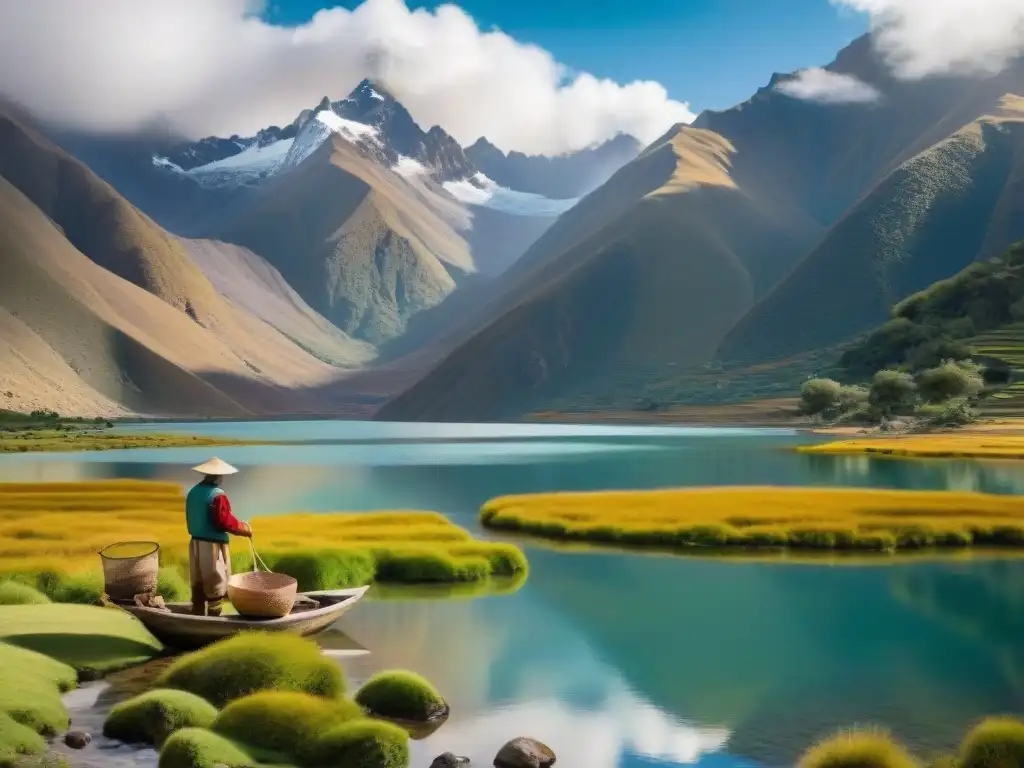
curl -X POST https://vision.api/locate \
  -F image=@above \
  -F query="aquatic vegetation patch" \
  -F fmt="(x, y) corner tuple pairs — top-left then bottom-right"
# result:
(0, 643), (75, 737)
(308, 719), (410, 768)
(354, 670), (449, 723)
(958, 717), (1024, 768)
(0, 581), (49, 605)
(800, 433), (1024, 460)
(103, 689), (218, 747)
(213, 691), (362, 763)
(157, 727), (253, 768)
(797, 729), (918, 768)
(481, 486), (1024, 555)
(0, 481), (527, 588)
(0, 712), (47, 767)
(0, 604), (162, 678)
(160, 632), (344, 707)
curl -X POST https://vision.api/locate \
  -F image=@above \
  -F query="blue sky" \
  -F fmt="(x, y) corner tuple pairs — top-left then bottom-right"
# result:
(264, 0), (868, 112)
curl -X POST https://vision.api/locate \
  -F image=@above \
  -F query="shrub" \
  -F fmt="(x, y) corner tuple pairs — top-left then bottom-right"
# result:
(797, 729), (917, 768)
(374, 550), (489, 583)
(800, 379), (843, 416)
(269, 550), (376, 591)
(0, 712), (47, 767)
(869, 370), (918, 416)
(308, 720), (409, 768)
(158, 728), (253, 768)
(213, 691), (362, 762)
(103, 689), (217, 747)
(0, 582), (50, 606)
(959, 717), (1024, 768)
(917, 361), (984, 404)
(160, 632), (344, 707)
(156, 567), (189, 602)
(925, 399), (976, 428)
(837, 385), (869, 412)
(354, 671), (448, 722)
(49, 572), (105, 605)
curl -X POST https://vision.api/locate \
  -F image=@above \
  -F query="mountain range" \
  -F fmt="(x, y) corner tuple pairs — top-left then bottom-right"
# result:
(4, 36), (1024, 421)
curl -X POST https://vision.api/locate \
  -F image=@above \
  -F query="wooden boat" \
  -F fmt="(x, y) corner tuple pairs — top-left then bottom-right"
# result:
(119, 586), (369, 650)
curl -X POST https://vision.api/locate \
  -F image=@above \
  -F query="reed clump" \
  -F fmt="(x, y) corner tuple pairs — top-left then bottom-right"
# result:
(481, 486), (1024, 555)
(958, 717), (1024, 768)
(0, 481), (527, 589)
(799, 434), (1024, 460)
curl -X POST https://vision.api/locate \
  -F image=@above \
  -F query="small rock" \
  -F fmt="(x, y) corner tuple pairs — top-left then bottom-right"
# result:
(494, 737), (555, 768)
(63, 730), (92, 749)
(431, 754), (470, 768)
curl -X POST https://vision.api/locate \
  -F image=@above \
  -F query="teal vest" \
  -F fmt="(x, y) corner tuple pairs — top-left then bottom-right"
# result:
(185, 482), (229, 543)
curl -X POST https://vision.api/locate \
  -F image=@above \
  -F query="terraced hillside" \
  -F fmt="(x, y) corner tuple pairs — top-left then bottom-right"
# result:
(970, 325), (1024, 415)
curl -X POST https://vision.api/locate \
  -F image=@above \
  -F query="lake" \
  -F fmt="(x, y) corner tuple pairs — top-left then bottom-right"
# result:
(6, 421), (1024, 768)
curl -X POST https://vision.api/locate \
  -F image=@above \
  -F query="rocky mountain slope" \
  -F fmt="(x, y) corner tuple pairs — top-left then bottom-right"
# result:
(0, 107), (369, 417)
(377, 36), (1024, 421)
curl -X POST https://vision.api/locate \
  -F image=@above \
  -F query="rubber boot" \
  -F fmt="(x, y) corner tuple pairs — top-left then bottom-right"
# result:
(190, 585), (206, 616)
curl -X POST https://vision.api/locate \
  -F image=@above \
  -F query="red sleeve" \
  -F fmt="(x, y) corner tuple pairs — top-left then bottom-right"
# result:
(210, 493), (247, 536)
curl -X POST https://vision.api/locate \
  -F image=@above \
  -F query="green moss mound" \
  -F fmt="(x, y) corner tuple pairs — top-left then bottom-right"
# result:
(959, 717), (1024, 768)
(213, 691), (362, 762)
(269, 550), (376, 591)
(103, 689), (218, 747)
(354, 670), (448, 722)
(797, 730), (918, 768)
(0, 604), (162, 678)
(158, 728), (253, 768)
(0, 582), (50, 606)
(308, 719), (409, 768)
(0, 712), (47, 767)
(374, 550), (489, 583)
(0, 643), (75, 736)
(160, 632), (344, 707)
(156, 567), (189, 602)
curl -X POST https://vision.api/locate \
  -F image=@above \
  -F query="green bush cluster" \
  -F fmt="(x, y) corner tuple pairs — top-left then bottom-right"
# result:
(0, 581), (50, 606)
(103, 689), (217, 747)
(159, 632), (345, 707)
(213, 691), (362, 763)
(354, 671), (448, 722)
(157, 728), (253, 768)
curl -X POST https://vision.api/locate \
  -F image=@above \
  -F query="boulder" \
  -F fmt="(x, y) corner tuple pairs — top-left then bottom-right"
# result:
(431, 754), (471, 768)
(64, 730), (92, 749)
(494, 738), (555, 768)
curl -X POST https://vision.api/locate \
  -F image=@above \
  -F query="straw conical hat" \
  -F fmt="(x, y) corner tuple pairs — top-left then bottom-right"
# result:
(191, 457), (239, 476)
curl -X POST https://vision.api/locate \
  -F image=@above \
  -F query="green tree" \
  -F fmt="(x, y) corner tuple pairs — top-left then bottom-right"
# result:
(869, 370), (918, 416)
(917, 361), (984, 404)
(800, 378), (842, 416)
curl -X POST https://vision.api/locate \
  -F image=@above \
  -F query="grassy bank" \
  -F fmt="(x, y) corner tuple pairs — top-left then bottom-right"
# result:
(0, 430), (268, 453)
(0, 481), (527, 590)
(799, 433), (1024, 460)
(481, 486), (1024, 554)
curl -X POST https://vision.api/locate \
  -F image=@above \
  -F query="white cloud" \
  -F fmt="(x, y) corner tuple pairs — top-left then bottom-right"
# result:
(776, 68), (881, 103)
(834, 0), (1024, 79)
(0, 0), (695, 155)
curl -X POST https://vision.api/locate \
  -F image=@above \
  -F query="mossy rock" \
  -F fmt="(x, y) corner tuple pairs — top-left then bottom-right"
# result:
(0, 643), (75, 736)
(0, 712), (47, 767)
(0, 582), (50, 606)
(159, 632), (344, 707)
(308, 719), (409, 768)
(103, 689), (217, 747)
(960, 717), (1024, 768)
(158, 728), (253, 768)
(213, 690), (362, 762)
(354, 670), (448, 722)
(797, 730), (917, 768)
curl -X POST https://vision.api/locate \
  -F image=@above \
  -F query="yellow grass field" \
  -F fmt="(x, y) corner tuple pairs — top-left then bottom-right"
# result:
(0, 430), (269, 453)
(480, 486), (1024, 553)
(0, 480), (525, 583)
(799, 434), (1024, 460)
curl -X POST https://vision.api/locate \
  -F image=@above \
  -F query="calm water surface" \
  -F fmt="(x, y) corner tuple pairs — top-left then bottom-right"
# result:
(6, 422), (1024, 768)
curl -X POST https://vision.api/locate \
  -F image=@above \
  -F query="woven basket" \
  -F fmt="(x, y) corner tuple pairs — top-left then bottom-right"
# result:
(228, 571), (297, 619)
(99, 541), (159, 602)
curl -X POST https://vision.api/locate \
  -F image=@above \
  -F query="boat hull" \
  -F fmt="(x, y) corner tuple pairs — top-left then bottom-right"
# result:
(120, 587), (369, 650)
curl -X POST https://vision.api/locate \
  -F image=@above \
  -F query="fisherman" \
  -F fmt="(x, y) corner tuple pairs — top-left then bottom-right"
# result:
(185, 458), (251, 616)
